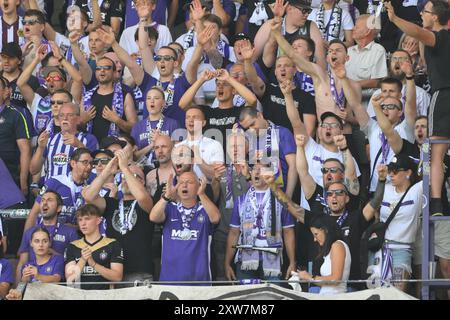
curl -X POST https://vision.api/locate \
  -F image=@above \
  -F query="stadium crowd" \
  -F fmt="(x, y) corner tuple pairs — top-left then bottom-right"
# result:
(0, 0), (449, 299)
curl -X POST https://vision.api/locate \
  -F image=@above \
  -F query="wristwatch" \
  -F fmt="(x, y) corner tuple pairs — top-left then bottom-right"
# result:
(162, 194), (172, 202)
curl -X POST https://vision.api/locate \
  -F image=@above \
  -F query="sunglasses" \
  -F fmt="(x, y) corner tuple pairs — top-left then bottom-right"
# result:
(388, 168), (406, 175)
(326, 189), (348, 197)
(297, 7), (312, 14)
(46, 75), (63, 82)
(96, 65), (113, 71)
(23, 19), (40, 26)
(50, 100), (65, 105)
(321, 167), (343, 174)
(155, 55), (175, 62)
(93, 158), (111, 166)
(381, 104), (401, 111)
(320, 122), (341, 129)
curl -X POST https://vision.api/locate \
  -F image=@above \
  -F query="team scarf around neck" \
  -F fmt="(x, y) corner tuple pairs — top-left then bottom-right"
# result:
(176, 202), (200, 240)
(316, 3), (342, 41)
(238, 187), (283, 277)
(83, 82), (124, 136)
(328, 71), (346, 111)
(156, 79), (175, 111)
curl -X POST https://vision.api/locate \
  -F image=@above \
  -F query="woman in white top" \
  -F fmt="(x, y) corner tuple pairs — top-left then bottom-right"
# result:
(364, 154), (423, 292)
(299, 215), (351, 295)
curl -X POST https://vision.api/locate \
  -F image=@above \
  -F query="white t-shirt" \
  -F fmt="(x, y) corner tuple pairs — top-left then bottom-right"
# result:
(366, 85), (431, 118)
(300, 138), (361, 210)
(381, 182), (423, 244)
(119, 23), (172, 56)
(346, 41), (388, 81)
(364, 118), (415, 191)
(307, 7), (354, 41)
(54, 33), (90, 66)
(319, 240), (351, 295)
(177, 136), (224, 181)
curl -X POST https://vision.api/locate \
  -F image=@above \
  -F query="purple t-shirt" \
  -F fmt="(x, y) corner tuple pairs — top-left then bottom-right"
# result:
(19, 223), (79, 257)
(131, 116), (180, 149)
(138, 72), (191, 125)
(0, 258), (14, 284)
(125, 0), (170, 27)
(22, 254), (65, 282)
(36, 175), (85, 225)
(0, 158), (25, 209)
(159, 202), (213, 282)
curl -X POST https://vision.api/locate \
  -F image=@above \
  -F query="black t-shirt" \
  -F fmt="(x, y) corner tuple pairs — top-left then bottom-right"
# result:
(261, 83), (316, 133)
(243, 0), (275, 41)
(103, 198), (154, 274)
(91, 90), (128, 142)
(75, 0), (125, 28)
(2, 73), (40, 109)
(65, 236), (124, 290)
(424, 29), (450, 91)
(0, 106), (30, 177)
(305, 184), (360, 217)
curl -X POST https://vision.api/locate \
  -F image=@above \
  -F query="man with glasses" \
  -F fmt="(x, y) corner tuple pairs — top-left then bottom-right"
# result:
(17, 42), (83, 135)
(24, 148), (94, 231)
(29, 103), (98, 183)
(83, 149), (155, 285)
(386, 0), (450, 217)
(90, 149), (117, 197)
(254, 0), (326, 69)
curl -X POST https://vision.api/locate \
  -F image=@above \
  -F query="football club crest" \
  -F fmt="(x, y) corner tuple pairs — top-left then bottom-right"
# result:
(0, 117), (4, 124)
(103, 0), (110, 9)
(100, 250), (108, 260)
(46, 266), (52, 273)
(39, 185), (48, 196)
(197, 214), (205, 224)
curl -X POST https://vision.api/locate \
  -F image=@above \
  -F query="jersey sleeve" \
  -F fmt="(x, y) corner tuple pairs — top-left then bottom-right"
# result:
(64, 243), (77, 264)
(52, 254), (65, 278)
(110, 240), (124, 264)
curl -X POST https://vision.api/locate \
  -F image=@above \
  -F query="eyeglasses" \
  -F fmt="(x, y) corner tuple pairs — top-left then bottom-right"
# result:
(77, 159), (93, 166)
(23, 19), (40, 26)
(381, 104), (401, 111)
(421, 9), (434, 15)
(326, 189), (348, 197)
(296, 7), (312, 14)
(230, 72), (245, 78)
(155, 55), (175, 62)
(93, 158), (111, 166)
(58, 113), (77, 120)
(50, 100), (66, 105)
(96, 65), (113, 71)
(390, 56), (409, 62)
(46, 75), (63, 82)
(320, 122), (341, 129)
(321, 167), (344, 174)
(388, 168), (406, 175)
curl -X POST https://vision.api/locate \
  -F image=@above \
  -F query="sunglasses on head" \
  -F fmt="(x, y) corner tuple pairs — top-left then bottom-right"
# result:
(155, 55), (175, 62)
(46, 75), (63, 82)
(321, 167), (343, 174)
(96, 65), (113, 71)
(381, 104), (401, 111)
(93, 158), (111, 166)
(326, 189), (348, 197)
(23, 19), (40, 26)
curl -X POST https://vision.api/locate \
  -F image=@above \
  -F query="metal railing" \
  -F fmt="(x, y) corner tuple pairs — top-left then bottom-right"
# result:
(421, 138), (450, 300)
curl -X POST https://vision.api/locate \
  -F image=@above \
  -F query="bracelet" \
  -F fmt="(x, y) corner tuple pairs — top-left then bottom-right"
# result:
(405, 75), (415, 80)
(162, 194), (172, 202)
(339, 146), (348, 152)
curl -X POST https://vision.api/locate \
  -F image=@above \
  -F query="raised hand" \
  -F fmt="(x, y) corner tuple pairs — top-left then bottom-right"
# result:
(371, 94), (383, 109)
(197, 177), (207, 196)
(333, 63), (347, 79)
(295, 134), (307, 148)
(116, 149), (130, 170)
(102, 105), (120, 123)
(49, 41), (63, 60)
(271, 0), (288, 18)
(68, 30), (82, 44)
(36, 44), (48, 61)
(279, 79), (294, 96)
(190, 0), (206, 21)
(165, 173), (179, 200)
(384, 1), (397, 22)
(240, 40), (255, 61)
(399, 60), (414, 77)
(102, 155), (119, 176)
(97, 26), (116, 46)
(333, 134), (347, 150)
(21, 41), (34, 57)
(197, 24), (214, 46)
(269, 17), (283, 34)
(402, 38), (419, 57)
(335, 108), (348, 121)
(213, 163), (227, 181)
(80, 105), (97, 124)
(37, 130), (50, 149)
(377, 164), (388, 180)
(81, 246), (93, 262)
(62, 133), (81, 147)
(200, 69), (216, 82)
(216, 69), (230, 81)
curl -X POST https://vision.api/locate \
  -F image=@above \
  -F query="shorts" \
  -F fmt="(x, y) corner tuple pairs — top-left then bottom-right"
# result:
(428, 87), (450, 138)
(413, 220), (450, 265)
(368, 244), (412, 275)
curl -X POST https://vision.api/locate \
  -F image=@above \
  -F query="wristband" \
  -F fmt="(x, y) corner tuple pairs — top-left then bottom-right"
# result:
(30, 183), (39, 189)
(339, 146), (348, 152)
(162, 194), (172, 202)
(405, 75), (414, 80)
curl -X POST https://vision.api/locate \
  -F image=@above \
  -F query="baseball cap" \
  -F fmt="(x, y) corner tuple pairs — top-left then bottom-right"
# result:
(320, 112), (343, 127)
(289, 0), (312, 9)
(42, 66), (67, 82)
(1, 43), (22, 60)
(234, 33), (253, 45)
(100, 136), (127, 150)
(91, 149), (115, 159)
(387, 154), (416, 172)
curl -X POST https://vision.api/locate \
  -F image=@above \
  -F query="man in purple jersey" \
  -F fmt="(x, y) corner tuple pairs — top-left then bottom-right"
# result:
(150, 171), (220, 283)
(24, 148), (94, 231)
(16, 190), (79, 286)
(30, 103), (98, 182)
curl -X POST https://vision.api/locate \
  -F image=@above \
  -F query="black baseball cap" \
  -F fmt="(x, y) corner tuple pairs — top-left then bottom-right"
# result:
(1, 42), (22, 60)
(91, 149), (114, 159)
(387, 154), (416, 172)
(234, 33), (253, 45)
(320, 112), (343, 127)
(289, 0), (312, 9)
(100, 136), (127, 150)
